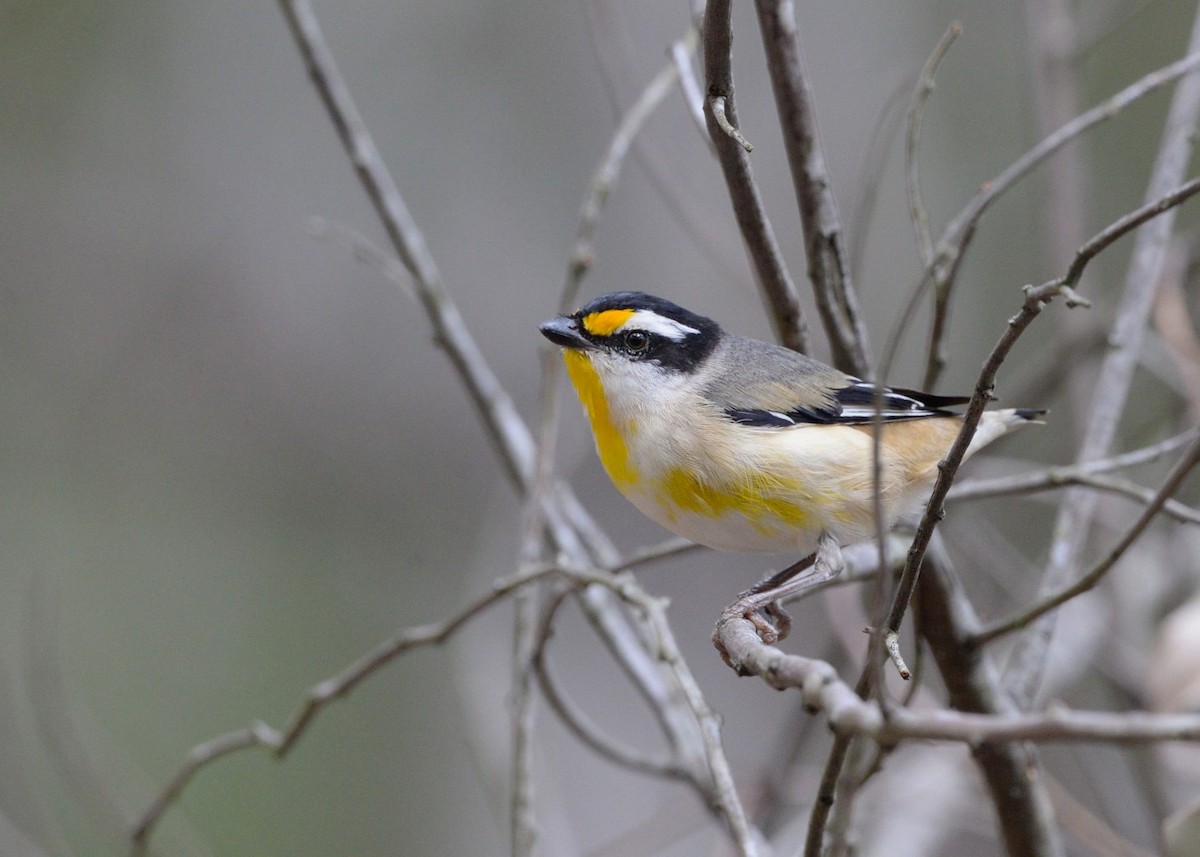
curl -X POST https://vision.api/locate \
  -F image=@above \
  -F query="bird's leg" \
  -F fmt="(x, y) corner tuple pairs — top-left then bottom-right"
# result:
(715, 533), (846, 654)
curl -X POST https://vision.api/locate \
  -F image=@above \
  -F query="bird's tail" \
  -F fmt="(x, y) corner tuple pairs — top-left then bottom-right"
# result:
(966, 407), (1046, 457)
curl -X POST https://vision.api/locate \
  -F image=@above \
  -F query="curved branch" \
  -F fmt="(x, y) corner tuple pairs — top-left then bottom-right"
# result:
(532, 590), (692, 782)
(130, 561), (561, 847)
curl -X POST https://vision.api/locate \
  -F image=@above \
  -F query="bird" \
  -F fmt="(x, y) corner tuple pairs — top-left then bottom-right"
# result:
(539, 291), (1042, 638)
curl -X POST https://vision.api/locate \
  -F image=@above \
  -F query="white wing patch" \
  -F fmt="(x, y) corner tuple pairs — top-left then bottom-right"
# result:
(618, 309), (700, 341)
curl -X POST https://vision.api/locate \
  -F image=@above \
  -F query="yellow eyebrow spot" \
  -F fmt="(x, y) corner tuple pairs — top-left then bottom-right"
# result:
(581, 308), (635, 336)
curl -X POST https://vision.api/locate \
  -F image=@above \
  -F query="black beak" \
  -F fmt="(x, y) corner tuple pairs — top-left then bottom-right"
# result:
(539, 316), (589, 349)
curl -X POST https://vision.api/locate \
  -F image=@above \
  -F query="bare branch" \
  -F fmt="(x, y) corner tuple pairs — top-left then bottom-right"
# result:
(608, 537), (704, 573)
(511, 579), (540, 857)
(566, 32), (695, 306)
(278, 0), (541, 497)
(936, 48), (1200, 282)
(912, 49), (1200, 390)
(906, 22), (962, 268)
(882, 175), (1200, 645)
(671, 37), (711, 146)
(847, 81), (910, 284)
(1006, 8), (1200, 706)
(632, 597), (765, 855)
(130, 723), (281, 853)
(972, 433), (1200, 646)
(912, 550), (1063, 857)
(753, 0), (872, 376)
(1063, 176), (1200, 287)
(710, 96), (754, 151)
(954, 470), (1200, 526)
(532, 590), (691, 782)
(703, 0), (811, 355)
(130, 561), (561, 846)
(951, 427), (1200, 499)
(714, 615), (1200, 743)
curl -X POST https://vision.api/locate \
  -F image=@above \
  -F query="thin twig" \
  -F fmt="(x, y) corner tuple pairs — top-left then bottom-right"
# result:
(906, 22), (962, 269)
(278, 0), (538, 499)
(907, 23), (963, 388)
(131, 723), (282, 852)
(509, 327), (568, 857)
(1064, 176), (1200, 287)
(550, 39), (759, 812)
(129, 561), (561, 846)
(972, 433), (1200, 646)
(511, 578), (540, 857)
(671, 37), (711, 147)
(306, 217), (416, 301)
(580, 3), (745, 288)
(566, 33), (693, 303)
(703, 0), (811, 355)
(954, 470), (1200, 525)
(1022, 0), (1089, 286)
(608, 537), (704, 573)
(753, 0), (872, 376)
(950, 427), (1200, 499)
(710, 96), (754, 151)
(847, 80), (911, 285)
(283, 0), (715, 813)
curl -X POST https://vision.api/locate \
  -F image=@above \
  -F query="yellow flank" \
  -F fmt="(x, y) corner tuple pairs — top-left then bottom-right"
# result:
(562, 350), (639, 487)
(655, 466), (813, 531)
(581, 308), (635, 336)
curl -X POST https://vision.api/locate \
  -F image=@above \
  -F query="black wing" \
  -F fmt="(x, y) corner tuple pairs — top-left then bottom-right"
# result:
(725, 382), (967, 427)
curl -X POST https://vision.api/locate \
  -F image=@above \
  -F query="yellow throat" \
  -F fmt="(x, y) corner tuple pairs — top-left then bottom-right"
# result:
(562, 350), (639, 488)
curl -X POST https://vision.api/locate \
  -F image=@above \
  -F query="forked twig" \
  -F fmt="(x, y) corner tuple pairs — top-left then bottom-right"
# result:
(1005, 9), (1200, 705)
(753, 0), (872, 376)
(971, 433), (1200, 646)
(882, 176), (1200, 646)
(916, 49), (1200, 389)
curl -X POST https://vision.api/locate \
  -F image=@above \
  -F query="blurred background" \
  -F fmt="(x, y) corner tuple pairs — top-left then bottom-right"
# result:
(4, 0), (1200, 854)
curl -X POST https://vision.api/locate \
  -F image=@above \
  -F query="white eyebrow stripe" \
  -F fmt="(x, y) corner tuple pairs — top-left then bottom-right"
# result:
(617, 309), (700, 340)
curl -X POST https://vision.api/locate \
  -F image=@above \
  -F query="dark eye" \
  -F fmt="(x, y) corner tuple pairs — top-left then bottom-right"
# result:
(624, 330), (650, 352)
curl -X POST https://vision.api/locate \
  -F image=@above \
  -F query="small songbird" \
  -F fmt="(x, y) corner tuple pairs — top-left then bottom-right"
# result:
(539, 291), (1042, 623)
